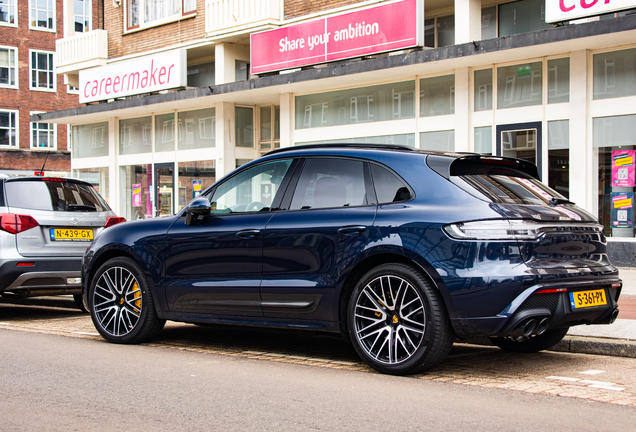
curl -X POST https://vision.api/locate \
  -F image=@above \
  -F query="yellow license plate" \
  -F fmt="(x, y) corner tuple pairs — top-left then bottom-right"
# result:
(569, 289), (607, 309)
(50, 228), (94, 242)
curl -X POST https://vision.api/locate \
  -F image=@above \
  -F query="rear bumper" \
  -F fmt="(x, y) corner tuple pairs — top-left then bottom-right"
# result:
(0, 257), (82, 296)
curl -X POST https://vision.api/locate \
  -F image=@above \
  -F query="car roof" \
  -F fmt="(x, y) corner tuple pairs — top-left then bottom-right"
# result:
(264, 143), (474, 158)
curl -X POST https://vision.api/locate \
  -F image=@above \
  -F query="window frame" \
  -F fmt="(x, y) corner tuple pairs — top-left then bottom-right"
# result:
(125, 0), (196, 32)
(30, 111), (57, 151)
(0, 45), (18, 88)
(29, 0), (56, 32)
(0, 0), (18, 27)
(0, 108), (19, 148)
(29, 49), (56, 92)
(73, 0), (92, 33)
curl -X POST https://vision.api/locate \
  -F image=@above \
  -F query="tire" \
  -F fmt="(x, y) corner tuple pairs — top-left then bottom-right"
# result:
(73, 294), (88, 312)
(347, 263), (454, 375)
(88, 257), (165, 344)
(488, 327), (569, 353)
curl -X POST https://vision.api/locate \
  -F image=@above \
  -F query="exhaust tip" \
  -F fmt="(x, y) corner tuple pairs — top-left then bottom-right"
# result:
(536, 318), (550, 336)
(609, 309), (619, 324)
(523, 319), (538, 338)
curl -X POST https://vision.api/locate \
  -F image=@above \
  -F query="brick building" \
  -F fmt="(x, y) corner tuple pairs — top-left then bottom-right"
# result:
(36, 0), (636, 263)
(0, 0), (95, 175)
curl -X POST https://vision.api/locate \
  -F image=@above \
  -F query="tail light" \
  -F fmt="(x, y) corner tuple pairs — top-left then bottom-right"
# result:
(104, 216), (126, 228)
(0, 214), (39, 234)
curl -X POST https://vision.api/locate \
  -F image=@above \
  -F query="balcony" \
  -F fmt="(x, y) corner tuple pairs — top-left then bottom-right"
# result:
(206, 0), (283, 38)
(56, 30), (108, 75)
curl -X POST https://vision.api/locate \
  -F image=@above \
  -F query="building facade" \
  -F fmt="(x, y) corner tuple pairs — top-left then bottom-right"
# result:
(37, 0), (636, 264)
(0, 0), (93, 175)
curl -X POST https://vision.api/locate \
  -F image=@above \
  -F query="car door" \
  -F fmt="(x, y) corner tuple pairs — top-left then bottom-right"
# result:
(261, 157), (377, 322)
(164, 158), (295, 317)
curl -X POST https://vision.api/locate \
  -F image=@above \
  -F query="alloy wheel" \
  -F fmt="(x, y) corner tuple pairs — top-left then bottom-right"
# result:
(93, 266), (143, 337)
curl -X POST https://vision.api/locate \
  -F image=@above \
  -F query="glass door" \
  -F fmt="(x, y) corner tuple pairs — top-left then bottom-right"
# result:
(497, 122), (543, 179)
(155, 163), (175, 217)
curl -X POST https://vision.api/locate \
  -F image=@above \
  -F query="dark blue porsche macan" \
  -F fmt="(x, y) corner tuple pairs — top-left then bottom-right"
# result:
(82, 145), (622, 375)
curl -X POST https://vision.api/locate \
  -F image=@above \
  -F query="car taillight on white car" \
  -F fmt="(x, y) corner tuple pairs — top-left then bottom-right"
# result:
(0, 213), (39, 234)
(104, 216), (126, 228)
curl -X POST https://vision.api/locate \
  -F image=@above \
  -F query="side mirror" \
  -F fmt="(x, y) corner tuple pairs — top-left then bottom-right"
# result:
(185, 197), (211, 225)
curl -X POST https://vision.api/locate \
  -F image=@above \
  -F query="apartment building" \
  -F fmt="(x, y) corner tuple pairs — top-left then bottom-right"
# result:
(35, 0), (636, 264)
(0, 0), (91, 175)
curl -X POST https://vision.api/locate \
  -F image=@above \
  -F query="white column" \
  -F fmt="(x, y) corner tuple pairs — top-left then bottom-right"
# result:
(569, 50), (589, 212)
(215, 43), (251, 85)
(279, 93), (293, 147)
(109, 118), (119, 215)
(454, 68), (470, 152)
(215, 102), (236, 178)
(454, 0), (482, 44)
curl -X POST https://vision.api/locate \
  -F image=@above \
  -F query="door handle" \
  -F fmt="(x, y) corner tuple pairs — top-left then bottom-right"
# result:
(338, 226), (367, 235)
(236, 229), (261, 238)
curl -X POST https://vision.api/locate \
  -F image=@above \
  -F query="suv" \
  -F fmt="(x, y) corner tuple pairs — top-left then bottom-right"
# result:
(0, 176), (123, 309)
(81, 145), (621, 375)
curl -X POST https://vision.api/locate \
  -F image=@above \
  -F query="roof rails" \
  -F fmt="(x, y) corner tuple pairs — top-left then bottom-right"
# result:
(264, 143), (418, 156)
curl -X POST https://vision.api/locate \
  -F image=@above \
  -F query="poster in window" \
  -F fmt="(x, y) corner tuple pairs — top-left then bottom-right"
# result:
(132, 184), (142, 207)
(192, 180), (202, 198)
(611, 192), (634, 228)
(612, 150), (635, 187)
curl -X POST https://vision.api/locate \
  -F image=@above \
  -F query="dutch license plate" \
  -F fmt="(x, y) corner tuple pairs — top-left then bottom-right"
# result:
(50, 228), (94, 242)
(569, 289), (607, 309)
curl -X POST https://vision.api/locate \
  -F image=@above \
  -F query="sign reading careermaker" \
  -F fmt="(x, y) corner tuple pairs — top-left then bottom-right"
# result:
(546, 0), (636, 23)
(79, 49), (187, 103)
(250, 0), (423, 75)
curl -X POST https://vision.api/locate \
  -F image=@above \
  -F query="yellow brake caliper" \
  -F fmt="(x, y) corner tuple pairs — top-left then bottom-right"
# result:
(132, 281), (142, 310)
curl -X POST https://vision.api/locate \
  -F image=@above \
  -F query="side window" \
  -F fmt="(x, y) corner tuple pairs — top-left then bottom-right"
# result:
(370, 164), (411, 203)
(209, 159), (292, 214)
(290, 158), (367, 210)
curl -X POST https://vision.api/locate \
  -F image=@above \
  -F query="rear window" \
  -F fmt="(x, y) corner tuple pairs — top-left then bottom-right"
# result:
(5, 180), (110, 212)
(462, 174), (564, 205)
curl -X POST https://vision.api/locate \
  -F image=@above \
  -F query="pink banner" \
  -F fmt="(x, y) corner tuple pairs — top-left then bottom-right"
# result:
(250, 0), (421, 74)
(133, 184), (142, 207)
(612, 149), (635, 188)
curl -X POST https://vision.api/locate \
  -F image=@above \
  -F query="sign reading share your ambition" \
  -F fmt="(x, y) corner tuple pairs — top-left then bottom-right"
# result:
(79, 50), (187, 103)
(250, 0), (423, 75)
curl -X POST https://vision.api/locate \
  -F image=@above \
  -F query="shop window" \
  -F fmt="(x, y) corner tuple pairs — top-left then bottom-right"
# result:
(481, 6), (497, 40)
(301, 134), (415, 147)
(177, 161), (215, 211)
(126, 0), (195, 31)
(235, 61), (249, 81)
(119, 117), (152, 155)
(497, 62), (542, 109)
(498, 0), (551, 37)
(178, 108), (216, 150)
(156, 113), (175, 152)
(30, 50), (55, 91)
(424, 15), (454, 48)
(235, 107), (254, 148)
(474, 126), (492, 154)
(594, 114), (636, 236)
(30, 112), (56, 150)
(74, 0), (91, 33)
(474, 69), (492, 111)
(236, 158), (252, 168)
(30, 0), (54, 30)
(0, 109), (18, 148)
(548, 120), (569, 198)
(73, 167), (109, 203)
(0, 0), (17, 25)
(259, 105), (280, 154)
(120, 164), (152, 221)
(72, 122), (109, 158)
(420, 75), (455, 117)
(295, 81), (415, 129)
(548, 58), (570, 104)
(0, 46), (17, 87)
(420, 130), (455, 152)
(593, 48), (636, 100)
(187, 62), (215, 87)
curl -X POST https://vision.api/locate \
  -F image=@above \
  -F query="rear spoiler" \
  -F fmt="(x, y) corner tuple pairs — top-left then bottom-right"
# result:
(426, 154), (540, 181)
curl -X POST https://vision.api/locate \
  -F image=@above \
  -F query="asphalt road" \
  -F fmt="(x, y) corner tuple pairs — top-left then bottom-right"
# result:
(1, 329), (636, 432)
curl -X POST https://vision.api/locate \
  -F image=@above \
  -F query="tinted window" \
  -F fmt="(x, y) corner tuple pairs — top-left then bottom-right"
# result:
(370, 164), (411, 203)
(462, 174), (564, 205)
(5, 180), (110, 212)
(209, 159), (292, 214)
(290, 158), (367, 210)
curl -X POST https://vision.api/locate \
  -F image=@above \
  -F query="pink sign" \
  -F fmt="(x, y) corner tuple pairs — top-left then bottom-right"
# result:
(250, 0), (422, 74)
(133, 184), (142, 207)
(612, 149), (635, 188)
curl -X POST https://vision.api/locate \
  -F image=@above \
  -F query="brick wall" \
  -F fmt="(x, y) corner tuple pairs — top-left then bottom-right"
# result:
(284, 0), (363, 19)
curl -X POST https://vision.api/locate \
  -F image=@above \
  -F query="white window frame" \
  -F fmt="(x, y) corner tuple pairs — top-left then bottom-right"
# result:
(0, 0), (18, 27)
(125, 0), (196, 32)
(29, 49), (56, 92)
(74, 0), (92, 33)
(0, 108), (19, 148)
(0, 45), (18, 88)
(30, 111), (57, 150)
(29, 0), (56, 32)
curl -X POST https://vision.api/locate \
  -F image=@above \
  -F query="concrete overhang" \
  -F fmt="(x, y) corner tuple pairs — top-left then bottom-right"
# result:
(33, 15), (636, 125)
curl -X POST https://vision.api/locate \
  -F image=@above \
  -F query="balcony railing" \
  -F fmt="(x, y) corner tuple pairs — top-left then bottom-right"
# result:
(206, 0), (282, 36)
(56, 30), (108, 74)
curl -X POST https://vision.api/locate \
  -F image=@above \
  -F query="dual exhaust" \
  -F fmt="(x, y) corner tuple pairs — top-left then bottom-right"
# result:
(508, 317), (551, 338)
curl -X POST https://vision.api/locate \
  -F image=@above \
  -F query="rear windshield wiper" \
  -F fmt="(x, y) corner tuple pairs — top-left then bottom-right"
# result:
(549, 198), (575, 206)
(66, 204), (96, 211)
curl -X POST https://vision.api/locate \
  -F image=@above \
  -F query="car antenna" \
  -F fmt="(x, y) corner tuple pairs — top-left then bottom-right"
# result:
(36, 152), (50, 176)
